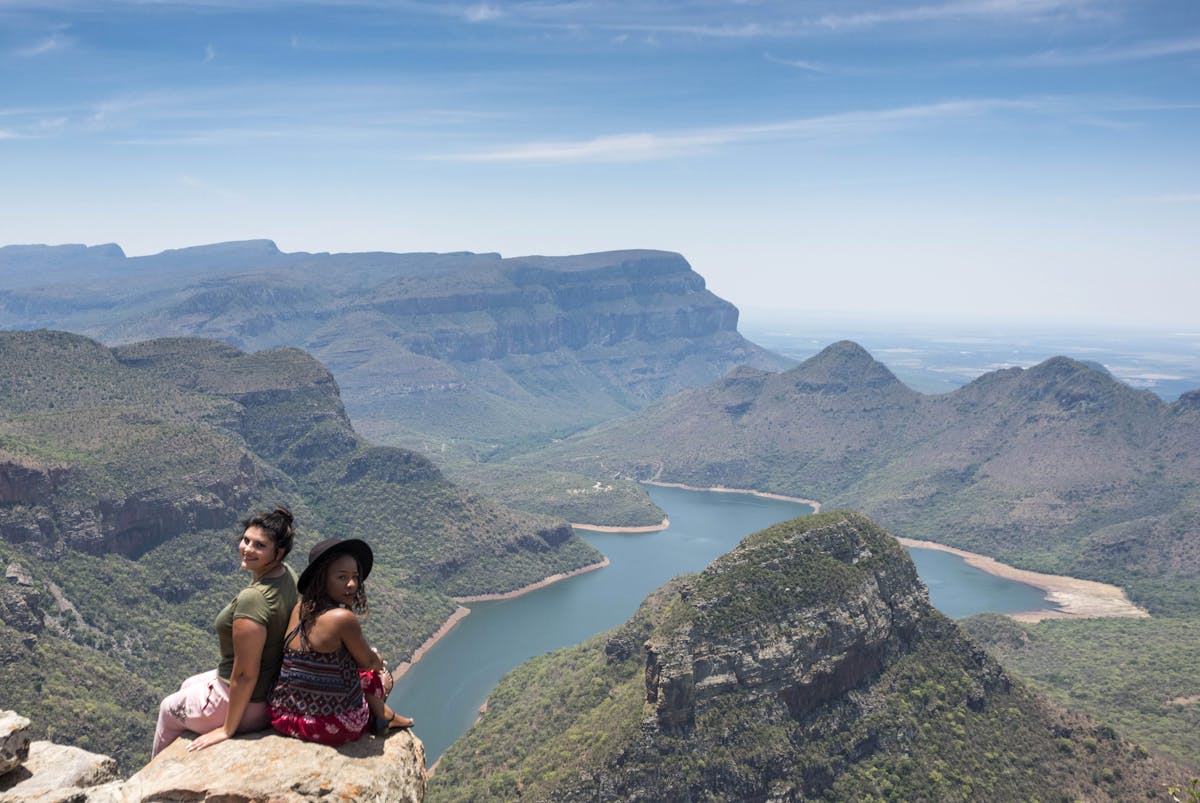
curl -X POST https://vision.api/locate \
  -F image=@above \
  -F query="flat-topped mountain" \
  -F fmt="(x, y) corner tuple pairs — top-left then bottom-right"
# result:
(430, 512), (1182, 801)
(0, 329), (600, 769)
(0, 241), (787, 448)
(524, 341), (1200, 614)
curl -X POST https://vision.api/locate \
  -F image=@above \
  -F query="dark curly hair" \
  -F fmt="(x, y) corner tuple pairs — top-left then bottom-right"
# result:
(298, 553), (369, 637)
(239, 506), (295, 559)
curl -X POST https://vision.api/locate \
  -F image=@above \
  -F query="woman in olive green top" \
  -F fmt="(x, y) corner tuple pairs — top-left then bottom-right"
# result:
(152, 508), (300, 757)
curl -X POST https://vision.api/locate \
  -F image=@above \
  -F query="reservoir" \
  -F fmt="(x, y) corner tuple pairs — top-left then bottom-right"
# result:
(391, 484), (1054, 762)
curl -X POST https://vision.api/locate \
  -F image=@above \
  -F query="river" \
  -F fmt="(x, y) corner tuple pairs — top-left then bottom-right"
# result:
(390, 484), (1054, 763)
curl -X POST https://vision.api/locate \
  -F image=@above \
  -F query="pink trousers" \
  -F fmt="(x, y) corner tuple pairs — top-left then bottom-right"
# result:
(152, 669), (269, 758)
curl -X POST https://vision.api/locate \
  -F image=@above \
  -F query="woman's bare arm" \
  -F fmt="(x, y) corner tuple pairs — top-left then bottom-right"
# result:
(188, 618), (267, 751)
(327, 608), (384, 671)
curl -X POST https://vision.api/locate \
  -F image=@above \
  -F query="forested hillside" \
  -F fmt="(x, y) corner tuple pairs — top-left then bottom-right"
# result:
(431, 512), (1185, 801)
(0, 330), (599, 769)
(525, 341), (1200, 615)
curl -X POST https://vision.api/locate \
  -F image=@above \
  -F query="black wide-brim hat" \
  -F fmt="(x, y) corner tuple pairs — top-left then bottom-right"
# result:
(297, 537), (374, 594)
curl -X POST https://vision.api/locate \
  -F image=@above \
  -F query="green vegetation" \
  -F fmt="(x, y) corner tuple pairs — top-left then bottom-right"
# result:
(432, 512), (1181, 801)
(1, 245), (787, 456)
(0, 330), (602, 770)
(522, 342), (1200, 617)
(963, 614), (1200, 770)
(439, 460), (665, 528)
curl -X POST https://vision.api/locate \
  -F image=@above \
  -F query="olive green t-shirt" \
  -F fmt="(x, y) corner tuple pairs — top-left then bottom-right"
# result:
(214, 565), (299, 702)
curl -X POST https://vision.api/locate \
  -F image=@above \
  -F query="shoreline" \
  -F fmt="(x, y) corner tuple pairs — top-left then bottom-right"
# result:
(642, 480), (822, 512)
(453, 558), (611, 603)
(896, 537), (1150, 623)
(394, 559), (612, 683)
(571, 517), (669, 533)
(391, 605), (471, 683)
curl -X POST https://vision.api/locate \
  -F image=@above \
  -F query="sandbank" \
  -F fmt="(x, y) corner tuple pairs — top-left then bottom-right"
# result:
(571, 517), (669, 533)
(642, 480), (822, 512)
(453, 558), (610, 603)
(637, 480), (1144, 623)
(896, 537), (1150, 623)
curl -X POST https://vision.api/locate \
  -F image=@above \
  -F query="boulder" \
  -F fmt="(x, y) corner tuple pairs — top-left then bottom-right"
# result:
(0, 741), (117, 801)
(118, 729), (426, 802)
(0, 712), (30, 777)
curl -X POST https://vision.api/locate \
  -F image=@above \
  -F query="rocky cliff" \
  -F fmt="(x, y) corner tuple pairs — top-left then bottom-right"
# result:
(430, 511), (1181, 801)
(0, 243), (787, 448)
(0, 710), (426, 803)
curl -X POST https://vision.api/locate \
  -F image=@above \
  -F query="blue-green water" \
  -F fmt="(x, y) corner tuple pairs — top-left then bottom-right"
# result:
(390, 485), (1054, 762)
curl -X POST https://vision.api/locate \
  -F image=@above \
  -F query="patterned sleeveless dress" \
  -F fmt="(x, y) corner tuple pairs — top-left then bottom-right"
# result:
(268, 622), (384, 746)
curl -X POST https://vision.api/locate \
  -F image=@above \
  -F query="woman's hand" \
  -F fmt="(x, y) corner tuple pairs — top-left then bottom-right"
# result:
(187, 726), (231, 752)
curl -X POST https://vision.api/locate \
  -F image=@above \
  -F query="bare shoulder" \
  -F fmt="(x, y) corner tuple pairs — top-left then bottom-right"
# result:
(321, 606), (363, 632)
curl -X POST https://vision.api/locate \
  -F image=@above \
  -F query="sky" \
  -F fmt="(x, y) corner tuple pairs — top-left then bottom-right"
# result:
(1, 0), (1198, 328)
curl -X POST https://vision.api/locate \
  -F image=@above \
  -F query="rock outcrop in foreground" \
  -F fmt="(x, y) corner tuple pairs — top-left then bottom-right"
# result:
(115, 730), (426, 803)
(430, 511), (1183, 801)
(0, 717), (425, 803)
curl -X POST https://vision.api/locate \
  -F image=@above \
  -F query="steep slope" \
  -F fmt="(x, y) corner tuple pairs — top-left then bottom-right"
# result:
(0, 242), (787, 449)
(0, 330), (600, 769)
(526, 341), (1200, 614)
(430, 512), (1182, 801)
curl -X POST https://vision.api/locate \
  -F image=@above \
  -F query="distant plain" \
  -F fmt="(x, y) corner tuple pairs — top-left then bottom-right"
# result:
(742, 311), (1200, 402)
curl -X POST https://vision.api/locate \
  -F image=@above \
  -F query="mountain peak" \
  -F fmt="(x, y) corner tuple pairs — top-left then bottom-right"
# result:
(154, 238), (280, 256)
(786, 340), (905, 393)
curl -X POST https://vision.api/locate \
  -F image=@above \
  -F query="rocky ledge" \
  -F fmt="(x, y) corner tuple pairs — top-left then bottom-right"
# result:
(0, 712), (426, 803)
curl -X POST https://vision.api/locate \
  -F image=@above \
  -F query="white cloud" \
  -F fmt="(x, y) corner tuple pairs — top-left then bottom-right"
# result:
(204, 43), (217, 62)
(764, 53), (827, 73)
(15, 32), (72, 57)
(464, 3), (502, 22)
(442, 98), (1045, 163)
(1016, 35), (1200, 66)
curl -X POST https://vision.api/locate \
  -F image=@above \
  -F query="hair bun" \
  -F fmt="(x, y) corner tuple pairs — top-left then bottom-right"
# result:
(273, 506), (294, 524)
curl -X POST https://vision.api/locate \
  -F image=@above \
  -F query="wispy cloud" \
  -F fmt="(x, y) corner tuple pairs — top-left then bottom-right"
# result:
(203, 44), (216, 63)
(1015, 35), (1200, 66)
(764, 53), (828, 73)
(441, 98), (1045, 163)
(14, 32), (72, 57)
(814, 0), (1105, 31)
(178, 174), (245, 202)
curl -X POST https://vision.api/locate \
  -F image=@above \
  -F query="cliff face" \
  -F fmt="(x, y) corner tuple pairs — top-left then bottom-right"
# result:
(397, 253), (740, 361)
(0, 243), (786, 446)
(642, 515), (928, 736)
(430, 512), (1180, 802)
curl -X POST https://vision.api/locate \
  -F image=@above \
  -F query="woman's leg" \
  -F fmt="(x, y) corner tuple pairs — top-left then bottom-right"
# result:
(153, 672), (224, 758)
(360, 670), (413, 730)
(153, 671), (272, 757)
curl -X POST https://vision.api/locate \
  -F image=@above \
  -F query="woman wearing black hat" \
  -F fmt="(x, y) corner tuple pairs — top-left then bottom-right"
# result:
(268, 538), (413, 745)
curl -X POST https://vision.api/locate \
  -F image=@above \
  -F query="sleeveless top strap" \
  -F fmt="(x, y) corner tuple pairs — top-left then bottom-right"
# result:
(284, 621), (307, 651)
